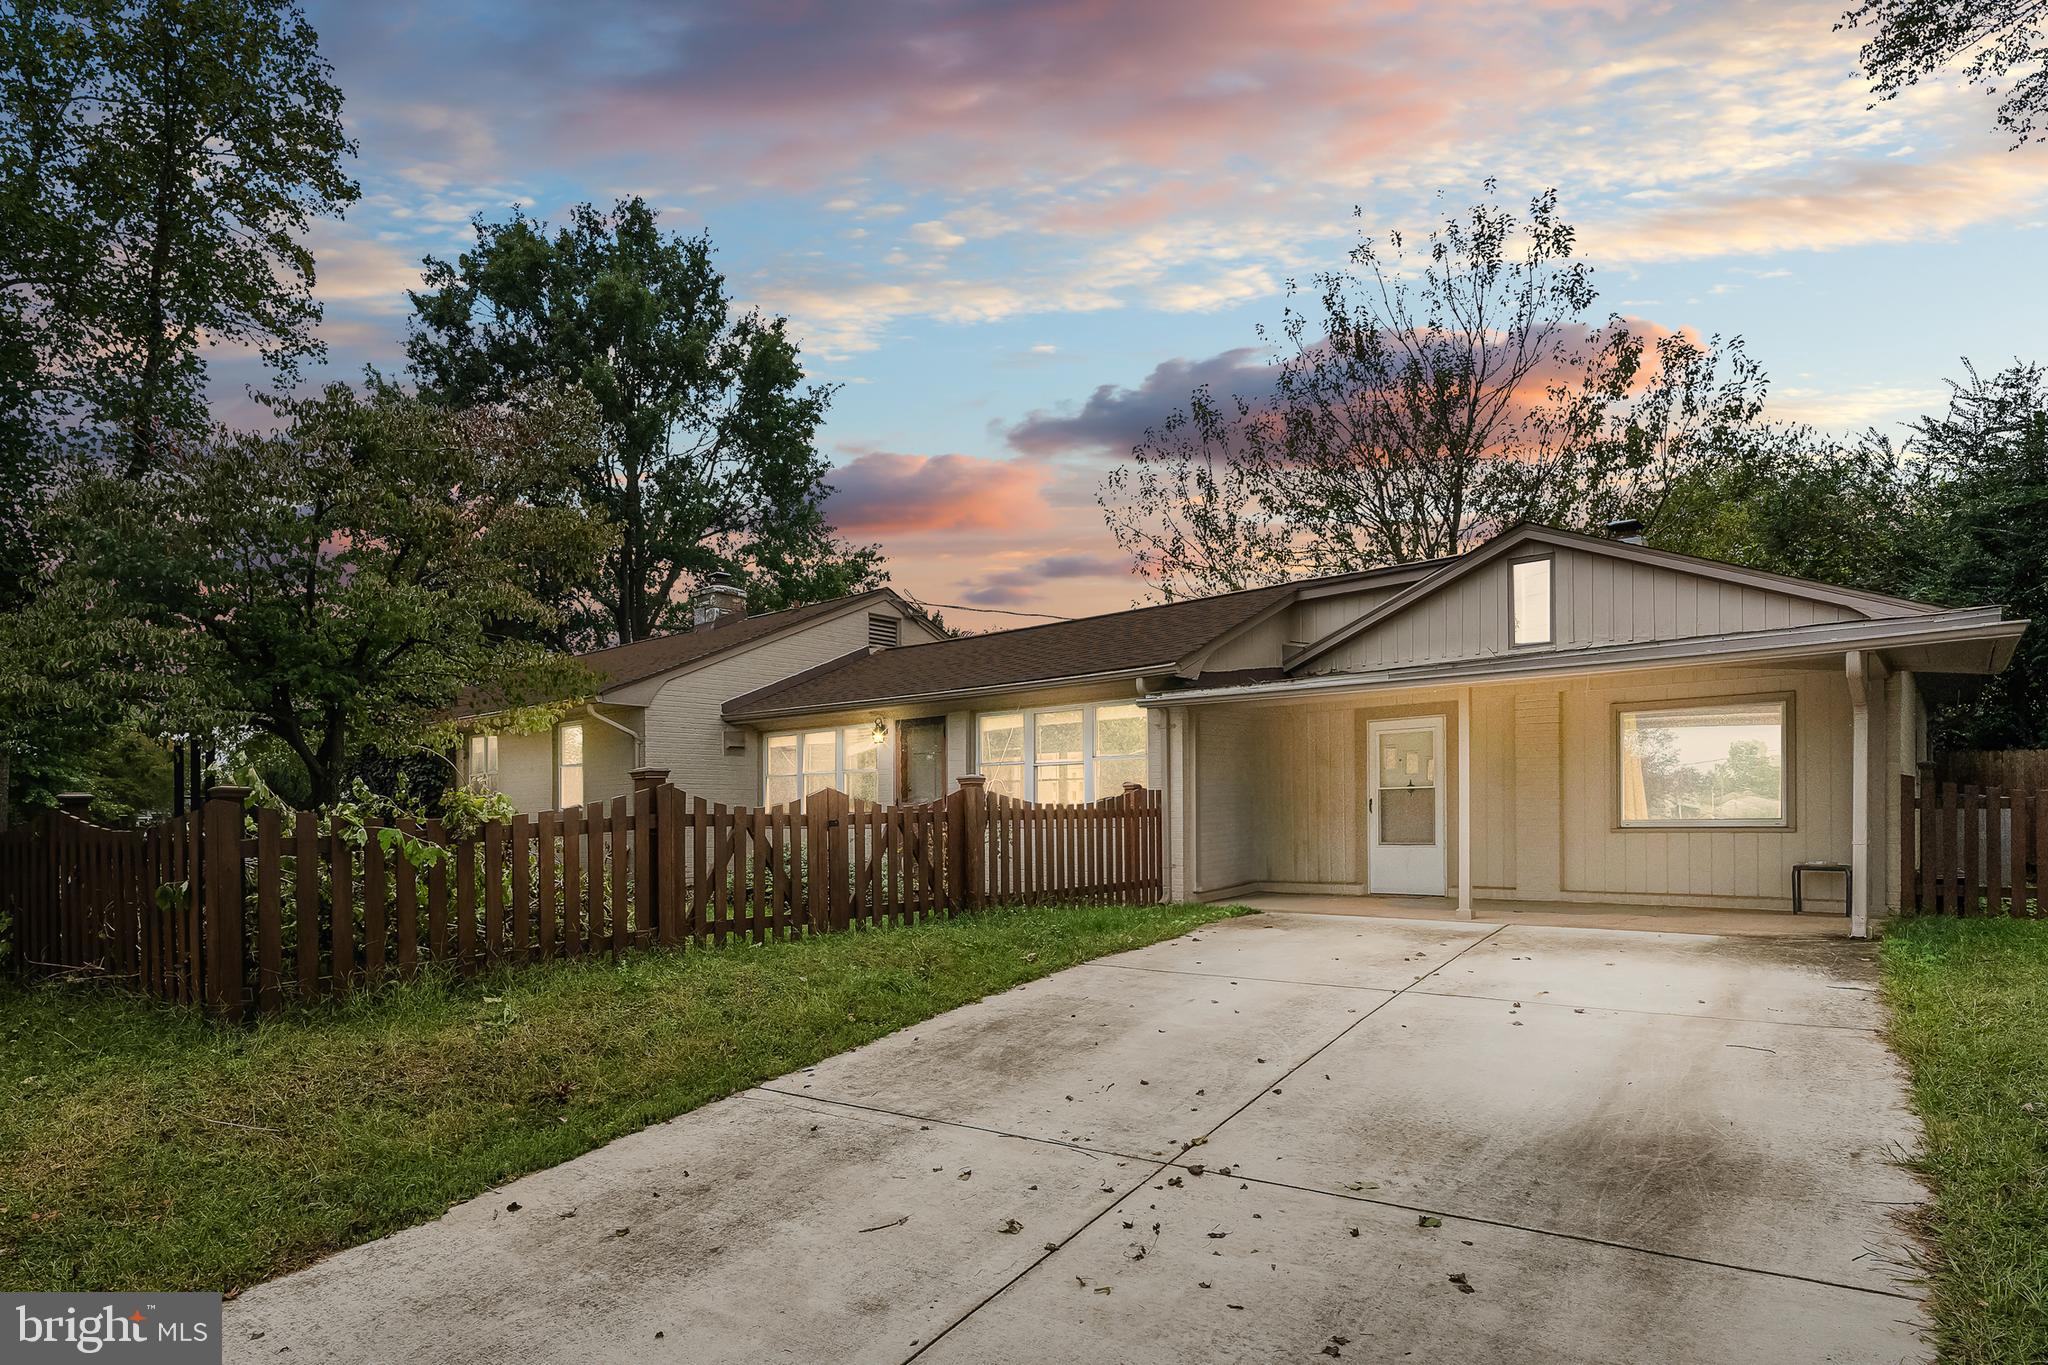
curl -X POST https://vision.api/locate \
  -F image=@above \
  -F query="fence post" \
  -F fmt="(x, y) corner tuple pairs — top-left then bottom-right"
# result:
(56, 792), (92, 821)
(1122, 783), (1146, 904)
(631, 768), (668, 942)
(201, 785), (249, 1020)
(955, 776), (986, 913)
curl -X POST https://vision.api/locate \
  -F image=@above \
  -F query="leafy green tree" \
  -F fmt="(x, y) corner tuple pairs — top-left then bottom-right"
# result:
(1904, 362), (2048, 747)
(0, 0), (358, 472)
(1840, 0), (2048, 144)
(1098, 184), (1766, 599)
(405, 196), (883, 647)
(47, 383), (616, 805)
(1648, 425), (1915, 594)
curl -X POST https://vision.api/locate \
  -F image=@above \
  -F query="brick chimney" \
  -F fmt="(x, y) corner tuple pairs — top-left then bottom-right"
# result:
(693, 570), (748, 630)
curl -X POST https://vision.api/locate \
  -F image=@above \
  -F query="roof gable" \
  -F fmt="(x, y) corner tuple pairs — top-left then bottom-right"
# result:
(1286, 524), (1936, 675)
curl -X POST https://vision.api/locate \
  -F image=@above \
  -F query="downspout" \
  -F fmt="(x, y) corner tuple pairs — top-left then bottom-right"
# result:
(586, 706), (646, 770)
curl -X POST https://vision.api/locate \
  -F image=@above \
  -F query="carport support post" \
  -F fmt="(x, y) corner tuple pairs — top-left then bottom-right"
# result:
(1456, 688), (1474, 920)
(1846, 652), (1883, 939)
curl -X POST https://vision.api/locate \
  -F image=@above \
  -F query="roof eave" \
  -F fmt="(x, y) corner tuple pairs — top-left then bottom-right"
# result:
(1146, 610), (2026, 708)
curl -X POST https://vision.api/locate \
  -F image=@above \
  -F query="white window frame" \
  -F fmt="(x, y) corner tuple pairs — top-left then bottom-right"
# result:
(1510, 554), (1553, 647)
(1613, 694), (1794, 831)
(465, 732), (499, 786)
(762, 725), (882, 805)
(556, 722), (585, 809)
(974, 701), (1148, 803)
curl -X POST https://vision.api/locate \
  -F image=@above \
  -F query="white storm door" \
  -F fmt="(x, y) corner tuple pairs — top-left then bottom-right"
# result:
(1367, 717), (1447, 896)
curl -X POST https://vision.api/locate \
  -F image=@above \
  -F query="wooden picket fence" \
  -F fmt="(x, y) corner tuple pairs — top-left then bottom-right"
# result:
(1898, 773), (2043, 917)
(0, 773), (1164, 1018)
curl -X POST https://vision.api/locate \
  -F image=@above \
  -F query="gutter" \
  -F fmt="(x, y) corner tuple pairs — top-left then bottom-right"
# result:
(723, 664), (1168, 723)
(1141, 608), (2027, 708)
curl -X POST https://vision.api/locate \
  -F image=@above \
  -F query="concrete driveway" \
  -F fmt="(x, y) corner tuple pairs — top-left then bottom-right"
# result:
(226, 913), (1929, 1364)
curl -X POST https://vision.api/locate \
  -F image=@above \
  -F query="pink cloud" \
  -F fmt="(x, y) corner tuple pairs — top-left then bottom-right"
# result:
(826, 448), (1048, 535)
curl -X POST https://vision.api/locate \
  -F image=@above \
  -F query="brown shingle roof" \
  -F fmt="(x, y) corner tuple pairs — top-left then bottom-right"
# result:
(453, 589), (900, 717)
(576, 590), (897, 692)
(722, 582), (1302, 719)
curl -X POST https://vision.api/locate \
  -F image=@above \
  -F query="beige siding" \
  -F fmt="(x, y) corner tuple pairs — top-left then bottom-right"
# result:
(1194, 709), (1261, 892)
(1189, 662), (1857, 911)
(491, 730), (556, 812)
(1305, 547), (1861, 674)
(1555, 666), (1847, 906)
(642, 608), (893, 808)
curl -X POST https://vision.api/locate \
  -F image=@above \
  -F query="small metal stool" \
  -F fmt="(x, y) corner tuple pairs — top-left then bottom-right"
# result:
(1791, 861), (1851, 917)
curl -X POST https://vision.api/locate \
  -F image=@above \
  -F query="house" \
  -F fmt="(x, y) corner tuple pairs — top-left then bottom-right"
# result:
(460, 525), (2026, 937)
(453, 574), (947, 812)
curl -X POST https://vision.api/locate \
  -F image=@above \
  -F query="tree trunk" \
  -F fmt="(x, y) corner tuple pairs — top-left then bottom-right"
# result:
(0, 748), (11, 832)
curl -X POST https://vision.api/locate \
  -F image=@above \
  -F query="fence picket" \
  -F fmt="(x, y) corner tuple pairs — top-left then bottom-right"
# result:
(12, 779), (1162, 1015)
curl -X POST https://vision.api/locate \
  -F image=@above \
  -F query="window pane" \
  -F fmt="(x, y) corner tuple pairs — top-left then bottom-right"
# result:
(1380, 788), (1436, 845)
(468, 735), (486, 772)
(1035, 710), (1083, 762)
(803, 771), (837, 797)
(1512, 558), (1552, 645)
(1094, 703), (1146, 757)
(802, 731), (836, 776)
(979, 713), (1024, 765)
(560, 765), (583, 810)
(843, 726), (879, 771)
(1619, 702), (1785, 824)
(483, 735), (497, 771)
(847, 770), (879, 802)
(1377, 729), (1436, 789)
(766, 775), (800, 807)
(767, 735), (799, 775)
(1037, 762), (1085, 804)
(983, 762), (1026, 800)
(1095, 755), (1147, 794)
(558, 723), (583, 766)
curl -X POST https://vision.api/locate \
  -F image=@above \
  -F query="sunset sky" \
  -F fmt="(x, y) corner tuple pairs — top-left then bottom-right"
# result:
(269, 0), (2048, 626)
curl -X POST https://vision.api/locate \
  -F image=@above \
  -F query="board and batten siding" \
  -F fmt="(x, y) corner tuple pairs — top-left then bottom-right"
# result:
(1302, 547), (1863, 674)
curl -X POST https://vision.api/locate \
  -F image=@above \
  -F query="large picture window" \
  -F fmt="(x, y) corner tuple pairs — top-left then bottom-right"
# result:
(1617, 698), (1788, 828)
(977, 702), (1148, 803)
(764, 726), (880, 805)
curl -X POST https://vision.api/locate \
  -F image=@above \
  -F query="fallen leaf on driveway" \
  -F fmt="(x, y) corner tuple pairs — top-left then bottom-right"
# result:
(1448, 1272), (1475, 1294)
(999, 1219), (1023, 1235)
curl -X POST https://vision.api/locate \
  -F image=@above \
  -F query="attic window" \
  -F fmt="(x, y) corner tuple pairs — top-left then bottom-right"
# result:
(868, 614), (901, 648)
(1511, 557), (1552, 646)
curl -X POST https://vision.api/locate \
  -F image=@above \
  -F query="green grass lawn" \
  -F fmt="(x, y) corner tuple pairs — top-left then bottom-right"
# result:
(1881, 917), (2048, 1365)
(0, 900), (1245, 1295)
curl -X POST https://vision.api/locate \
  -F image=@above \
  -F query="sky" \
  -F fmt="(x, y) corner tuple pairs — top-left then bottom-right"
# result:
(253, 0), (2048, 627)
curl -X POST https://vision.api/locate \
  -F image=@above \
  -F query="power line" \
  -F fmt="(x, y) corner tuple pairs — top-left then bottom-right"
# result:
(909, 598), (1076, 622)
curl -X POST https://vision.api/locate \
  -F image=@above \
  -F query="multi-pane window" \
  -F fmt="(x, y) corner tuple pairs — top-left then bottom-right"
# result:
(465, 733), (499, 786)
(557, 723), (584, 809)
(765, 726), (881, 805)
(977, 702), (1148, 802)
(1511, 557), (1552, 646)
(1618, 699), (1787, 827)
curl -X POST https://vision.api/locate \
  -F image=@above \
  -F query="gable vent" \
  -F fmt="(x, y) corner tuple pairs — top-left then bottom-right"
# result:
(867, 613), (901, 649)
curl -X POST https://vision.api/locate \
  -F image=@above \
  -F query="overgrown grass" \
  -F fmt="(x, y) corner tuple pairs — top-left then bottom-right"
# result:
(1880, 918), (2048, 1364)
(0, 901), (1245, 1295)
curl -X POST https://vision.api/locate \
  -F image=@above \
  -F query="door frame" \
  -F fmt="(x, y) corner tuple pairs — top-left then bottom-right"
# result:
(1366, 715), (1448, 896)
